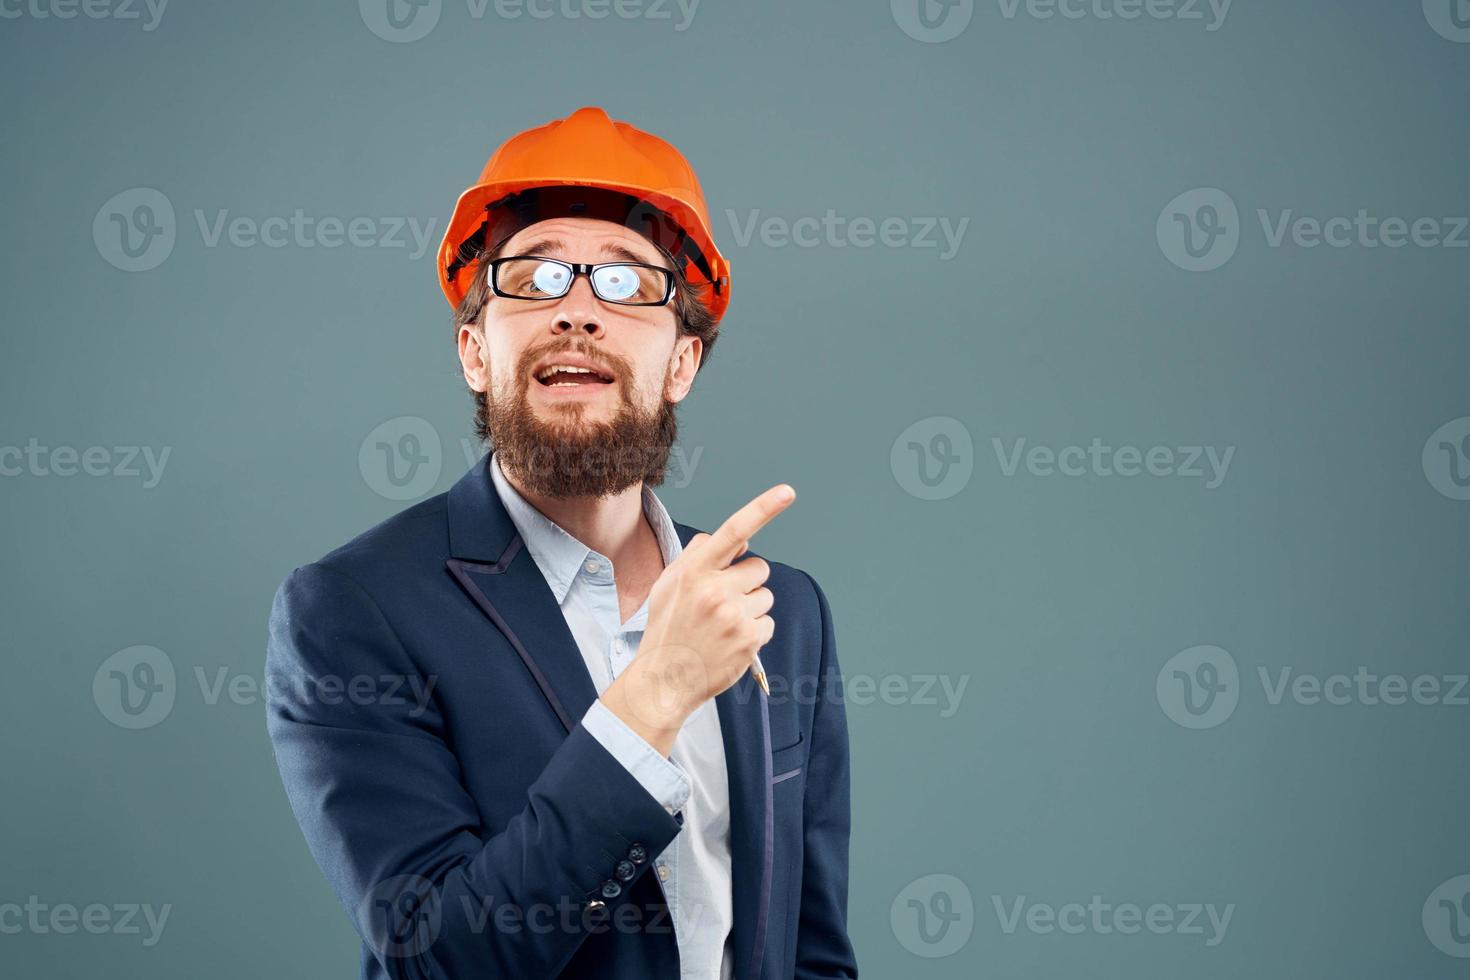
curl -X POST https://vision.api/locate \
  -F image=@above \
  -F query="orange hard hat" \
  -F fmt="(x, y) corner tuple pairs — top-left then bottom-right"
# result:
(438, 106), (731, 322)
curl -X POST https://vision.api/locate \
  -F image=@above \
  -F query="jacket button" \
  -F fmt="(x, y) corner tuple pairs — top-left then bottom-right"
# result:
(587, 899), (606, 913)
(601, 880), (622, 899)
(615, 860), (636, 882)
(628, 844), (647, 864)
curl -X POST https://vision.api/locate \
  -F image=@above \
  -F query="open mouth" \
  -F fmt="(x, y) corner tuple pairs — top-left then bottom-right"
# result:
(534, 362), (616, 388)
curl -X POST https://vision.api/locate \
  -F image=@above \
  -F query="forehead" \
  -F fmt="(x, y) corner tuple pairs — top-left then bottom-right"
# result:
(502, 217), (663, 264)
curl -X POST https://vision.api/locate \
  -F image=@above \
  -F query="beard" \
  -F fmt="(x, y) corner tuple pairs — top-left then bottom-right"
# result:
(484, 339), (679, 499)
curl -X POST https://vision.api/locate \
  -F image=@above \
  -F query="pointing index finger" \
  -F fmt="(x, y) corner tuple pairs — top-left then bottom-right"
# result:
(700, 484), (796, 568)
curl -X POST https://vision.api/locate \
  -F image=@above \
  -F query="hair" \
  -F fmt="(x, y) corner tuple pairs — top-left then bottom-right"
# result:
(453, 230), (719, 445)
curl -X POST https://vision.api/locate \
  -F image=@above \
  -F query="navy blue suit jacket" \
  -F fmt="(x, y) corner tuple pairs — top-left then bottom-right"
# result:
(265, 456), (858, 979)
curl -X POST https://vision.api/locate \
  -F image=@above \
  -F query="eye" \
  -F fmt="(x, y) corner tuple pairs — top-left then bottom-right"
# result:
(591, 264), (643, 301)
(530, 261), (570, 296)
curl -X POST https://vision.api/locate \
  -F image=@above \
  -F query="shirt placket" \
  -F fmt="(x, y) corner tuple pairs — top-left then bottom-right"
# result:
(579, 554), (682, 928)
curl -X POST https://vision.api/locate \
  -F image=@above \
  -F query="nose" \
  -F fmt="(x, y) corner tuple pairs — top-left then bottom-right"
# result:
(547, 277), (605, 339)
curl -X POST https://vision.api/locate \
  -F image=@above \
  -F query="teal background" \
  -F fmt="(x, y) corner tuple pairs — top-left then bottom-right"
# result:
(2, 0), (1468, 976)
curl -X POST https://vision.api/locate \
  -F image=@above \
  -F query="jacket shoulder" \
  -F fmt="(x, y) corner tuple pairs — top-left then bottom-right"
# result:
(281, 492), (452, 600)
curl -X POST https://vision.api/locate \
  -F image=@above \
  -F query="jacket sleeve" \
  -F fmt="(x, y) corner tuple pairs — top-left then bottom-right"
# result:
(794, 571), (860, 978)
(264, 561), (684, 979)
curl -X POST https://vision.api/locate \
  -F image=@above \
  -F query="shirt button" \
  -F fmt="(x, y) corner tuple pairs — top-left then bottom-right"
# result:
(657, 865), (669, 882)
(584, 559), (600, 574)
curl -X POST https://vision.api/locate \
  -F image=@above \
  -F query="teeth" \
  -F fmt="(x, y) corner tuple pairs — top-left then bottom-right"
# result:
(536, 364), (602, 380)
(536, 363), (608, 381)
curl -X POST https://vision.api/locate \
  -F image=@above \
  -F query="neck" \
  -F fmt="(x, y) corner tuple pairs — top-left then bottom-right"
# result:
(500, 463), (655, 567)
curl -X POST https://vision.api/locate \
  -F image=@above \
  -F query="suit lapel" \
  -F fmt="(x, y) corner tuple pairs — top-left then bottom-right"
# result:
(445, 455), (597, 733)
(447, 457), (772, 979)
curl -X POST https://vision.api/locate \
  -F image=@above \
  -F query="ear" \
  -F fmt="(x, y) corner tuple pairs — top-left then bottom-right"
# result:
(457, 321), (490, 393)
(665, 335), (702, 404)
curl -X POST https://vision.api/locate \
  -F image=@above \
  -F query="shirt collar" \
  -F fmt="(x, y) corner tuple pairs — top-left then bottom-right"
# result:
(489, 451), (684, 607)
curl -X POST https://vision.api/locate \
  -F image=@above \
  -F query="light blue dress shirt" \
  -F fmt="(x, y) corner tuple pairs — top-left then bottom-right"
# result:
(489, 453), (735, 980)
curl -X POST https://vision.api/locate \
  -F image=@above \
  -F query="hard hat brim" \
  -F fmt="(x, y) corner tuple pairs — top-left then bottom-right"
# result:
(438, 177), (731, 322)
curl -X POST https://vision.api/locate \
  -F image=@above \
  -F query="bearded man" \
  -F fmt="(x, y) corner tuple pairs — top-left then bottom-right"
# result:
(265, 107), (858, 980)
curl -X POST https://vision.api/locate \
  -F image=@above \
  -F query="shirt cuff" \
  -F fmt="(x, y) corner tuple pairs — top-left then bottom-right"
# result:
(582, 700), (692, 815)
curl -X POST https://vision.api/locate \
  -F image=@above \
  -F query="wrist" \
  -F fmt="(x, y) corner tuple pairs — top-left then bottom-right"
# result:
(601, 654), (697, 756)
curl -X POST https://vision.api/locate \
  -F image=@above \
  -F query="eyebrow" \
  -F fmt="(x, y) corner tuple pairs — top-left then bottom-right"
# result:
(513, 237), (664, 268)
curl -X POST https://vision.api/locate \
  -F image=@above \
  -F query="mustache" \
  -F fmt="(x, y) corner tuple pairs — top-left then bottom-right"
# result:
(518, 340), (627, 383)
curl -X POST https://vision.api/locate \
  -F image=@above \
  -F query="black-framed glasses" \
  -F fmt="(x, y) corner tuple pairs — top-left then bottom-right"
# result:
(487, 255), (676, 307)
